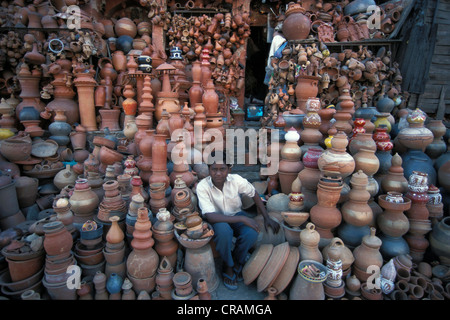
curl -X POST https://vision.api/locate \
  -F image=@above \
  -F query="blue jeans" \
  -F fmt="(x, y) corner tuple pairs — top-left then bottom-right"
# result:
(211, 211), (258, 269)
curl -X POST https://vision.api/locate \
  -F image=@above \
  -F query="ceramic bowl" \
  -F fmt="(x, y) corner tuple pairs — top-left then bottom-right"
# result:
(281, 211), (309, 228)
(0, 267), (44, 292)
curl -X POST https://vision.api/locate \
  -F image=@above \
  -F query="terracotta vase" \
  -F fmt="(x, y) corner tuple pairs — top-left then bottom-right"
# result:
(341, 170), (373, 227)
(310, 172), (343, 245)
(282, 2), (311, 40)
(397, 108), (433, 152)
(317, 131), (355, 179)
(151, 133), (168, 172)
(202, 79), (219, 115)
(295, 75), (320, 113)
(73, 67), (98, 131)
(352, 227), (383, 282)
(189, 81), (204, 109)
(127, 208), (159, 291)
(299, 223), (323, 263)
(112, 51), (127, 72)
(15, 72), (46, 120)
(322, 238), (355, 272)
(425, 119), (447, 159)
(43, 221), (73, 257)
(69, 179), (100, 216)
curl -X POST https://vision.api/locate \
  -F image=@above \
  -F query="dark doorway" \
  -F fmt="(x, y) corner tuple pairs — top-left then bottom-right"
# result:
(245, 26), (271, 102)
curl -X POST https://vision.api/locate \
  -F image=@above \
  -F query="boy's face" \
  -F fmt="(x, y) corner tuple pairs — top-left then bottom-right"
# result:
(209, 163), (230, 185)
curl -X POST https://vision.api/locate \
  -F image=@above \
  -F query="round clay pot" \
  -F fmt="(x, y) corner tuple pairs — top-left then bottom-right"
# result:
(42, 221), (73, 257)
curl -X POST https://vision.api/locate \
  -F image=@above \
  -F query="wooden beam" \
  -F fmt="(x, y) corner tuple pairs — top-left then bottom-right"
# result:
(436, 85), (446, 119)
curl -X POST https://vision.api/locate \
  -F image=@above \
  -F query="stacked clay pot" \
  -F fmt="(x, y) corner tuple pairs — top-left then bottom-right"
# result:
(338, 170), (372, 250)
(155, 256), (175, 300)
(300, 98), (324, 155)
(278, 127), (303, 195)
(97, 180), (127, 225)
(323, 239), (345, 299)
(42, 221), (77, 300)
(377, 192), (411, 259)
(297, 147), (323, 211)
(1, 236), (45, 298)
(310, 168), (343, 248)
(352, 227), (383, 283)
(126, 193), (146, 240)
(380, 153), (408, 195)
(322, 237), (354, 277)
(74, 219), (106, 279)
(103, 216), (126, 279)
(152, 208), (178, 268)
(172, 271), (195, 300)
(126, 207), (159, 294)
(404, 171), (432, 263)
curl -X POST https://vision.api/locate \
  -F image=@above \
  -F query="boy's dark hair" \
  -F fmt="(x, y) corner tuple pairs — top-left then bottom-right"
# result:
(207, 150), (232, 167)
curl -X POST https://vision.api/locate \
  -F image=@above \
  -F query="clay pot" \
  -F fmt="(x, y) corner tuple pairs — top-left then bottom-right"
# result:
(127, 208), (159, 279)
(69, 181), (100, 216)
(352, 227), (383, 282)
(202, 79), (219, 115)
(377, 194), (411, 237)
(429, 217), (450, 264)
(299, 223), (322, 263)
(14, 176), (39, 208)
(322, 238), (354, 271)
(0, 133), (32, 162)
(43, 221), (73, 257)
(115, 18), (137, 38)
(53, 164), (78, 190)
(282, 3), (311, 40)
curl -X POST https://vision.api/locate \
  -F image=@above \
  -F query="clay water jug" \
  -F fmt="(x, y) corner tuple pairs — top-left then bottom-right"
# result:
(54, 164), (78, 190)
(282, 2), (311, 40)
(202, 79), (219, 115)
(352, 227), (383, 282)
(299, 223), (323, 263)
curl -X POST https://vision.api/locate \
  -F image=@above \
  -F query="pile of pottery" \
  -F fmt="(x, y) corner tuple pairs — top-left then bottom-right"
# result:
(171, 271), (196, 300)
(152, 208), (178, 269)
(154, 256), (175, 300)
(262, 42), (403, 128)
(41, 221), (77, 300)
(167, 10), (250, 97)
(243, 242), (300, 297)
(126, 207), (159, 295)
(0, 235), (45, 299)
(125, 193), (146, 240)
(74, 220), (105, 280)
(96, 180), (127, 225)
